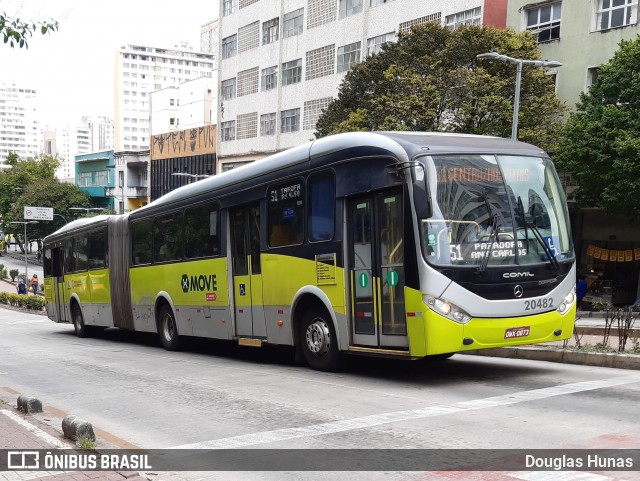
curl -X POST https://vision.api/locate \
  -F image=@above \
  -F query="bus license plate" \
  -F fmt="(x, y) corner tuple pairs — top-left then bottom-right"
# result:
(504, 326), (530, 339)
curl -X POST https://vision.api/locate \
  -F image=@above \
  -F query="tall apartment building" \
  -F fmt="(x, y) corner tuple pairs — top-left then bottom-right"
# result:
(0, 83), (41, 164)
(114, 43), (215, 151)
(149, 75), (217, 135)
(507, 0), (640, 109)
(201, 19), (220, 58)
(216, 0), (507, 171)
(46, 116), (115, 182)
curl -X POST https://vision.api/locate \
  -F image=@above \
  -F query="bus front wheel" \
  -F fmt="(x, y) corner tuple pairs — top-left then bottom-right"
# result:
(158, 305), (181, 351)
(300, 307), (343, 371)
(72, 305), (88, 338)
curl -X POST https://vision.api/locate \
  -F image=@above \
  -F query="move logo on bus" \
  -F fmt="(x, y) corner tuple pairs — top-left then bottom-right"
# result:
(181, 274), (218, 293)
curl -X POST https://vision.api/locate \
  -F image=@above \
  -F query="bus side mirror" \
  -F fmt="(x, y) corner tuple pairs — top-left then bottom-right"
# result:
(413, 179), (431, 219)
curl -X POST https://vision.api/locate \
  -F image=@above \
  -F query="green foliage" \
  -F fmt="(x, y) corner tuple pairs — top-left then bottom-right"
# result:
(9, 269), (18, 281)
(315, 23), (566, 154)
(0, 291), (45, 310)
(555, 36), (640, 218)
(0, 12), (58, 49)
(0, 153), (92, 240)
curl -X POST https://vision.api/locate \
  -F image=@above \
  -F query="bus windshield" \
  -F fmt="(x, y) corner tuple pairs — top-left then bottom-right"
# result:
(420, 154), (573, 267)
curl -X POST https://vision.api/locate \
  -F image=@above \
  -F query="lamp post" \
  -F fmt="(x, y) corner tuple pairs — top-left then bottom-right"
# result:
(69, 207), (105, 215)
(9, 220), (38, 281)
(53, 213), (68, 224)
(476, 51), (562, 140)
(172, 173), (209, 183)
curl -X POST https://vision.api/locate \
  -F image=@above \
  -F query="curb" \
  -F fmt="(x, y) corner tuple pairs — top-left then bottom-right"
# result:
(465, 346), (640, 370)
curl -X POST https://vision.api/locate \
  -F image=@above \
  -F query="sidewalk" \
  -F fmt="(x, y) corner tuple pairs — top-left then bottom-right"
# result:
(0, 399), (146, 480)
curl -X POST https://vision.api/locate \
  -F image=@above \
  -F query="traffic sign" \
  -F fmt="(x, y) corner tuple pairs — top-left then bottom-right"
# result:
(24, 206), (53, 221)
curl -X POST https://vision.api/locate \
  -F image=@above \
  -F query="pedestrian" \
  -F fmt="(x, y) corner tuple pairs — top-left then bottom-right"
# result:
(576, 274), (588, 310)
(30, 274), (39, 295)
(16, 279), (27, 295)
(37, 249), (42, 262)
(5, 236), (10, 251)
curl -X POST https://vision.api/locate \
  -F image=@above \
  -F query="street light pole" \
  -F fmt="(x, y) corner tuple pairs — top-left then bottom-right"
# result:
(476, 51), (562, 140)
(9, 220), (38, 281)
(171, 173), (209, 183)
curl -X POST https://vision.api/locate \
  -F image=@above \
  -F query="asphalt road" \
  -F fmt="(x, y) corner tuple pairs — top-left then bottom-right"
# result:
(1, 307), (639, 481)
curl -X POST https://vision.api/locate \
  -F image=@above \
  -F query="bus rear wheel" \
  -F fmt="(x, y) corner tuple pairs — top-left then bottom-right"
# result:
(300, 307), (343, 371)
(158, 305), (181, 351)
(72, 305), (88, 338)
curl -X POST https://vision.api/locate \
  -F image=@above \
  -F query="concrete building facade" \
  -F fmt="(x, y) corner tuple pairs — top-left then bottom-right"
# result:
(201, 19), (220, 58)
(0, 83), (41, 164)
(114, 43), (215, 151)
(216, 0), (507, 172)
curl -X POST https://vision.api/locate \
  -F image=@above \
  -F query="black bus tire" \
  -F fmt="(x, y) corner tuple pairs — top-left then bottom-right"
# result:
(158, 305), (181, 351)
(72, 304), (88, 338)
(300, 307), (343, 371)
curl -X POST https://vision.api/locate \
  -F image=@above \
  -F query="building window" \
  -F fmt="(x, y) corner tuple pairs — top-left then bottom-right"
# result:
(221, 78), (236, 100)
(237, 67), (259, 97)
(221, 120), (236, 141)
(223, 0), (237, 16)
(303, 97), (333, 130)
(445, 7), (482, 29)
(238, 21), (260, 53)
(399, 13), (442, 33)
(306, 45), (335, 80)
(526, 3), (561, 42)
(596, 0), (638, 30)
(339, 0), (363, 18)
(261, 66), (278, 91)
(222, 35), (237, 59)
(366, 32), (396, 56)
(263, 17), (279, 44)
(283, 8), (304, 38)
(370, 0), (393, 6)
(280, 108), (300, 133)
(237, 112), (258, 139)
(282, 59), (302, 85)
(587, 66), (600, 90)
(260, 112), (277, 136)
(308, 0), (337, 29)
(337, 41), (361, 73)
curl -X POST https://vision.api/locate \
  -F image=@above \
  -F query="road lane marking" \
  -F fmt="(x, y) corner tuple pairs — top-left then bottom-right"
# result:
(509, 471), (617, 480)
(170, 375), (640, 449)
(1, 409), (72, 449)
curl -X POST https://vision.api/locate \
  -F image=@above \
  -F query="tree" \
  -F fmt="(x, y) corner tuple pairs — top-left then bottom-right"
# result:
(0, 11), (57, 48)
(314, 23), (566, 154)
(555, 37), (640, 219)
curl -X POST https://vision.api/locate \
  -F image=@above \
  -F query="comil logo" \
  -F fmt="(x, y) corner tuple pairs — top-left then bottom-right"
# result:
(503, 272), (534, 279)
(181, 274), (217, 293)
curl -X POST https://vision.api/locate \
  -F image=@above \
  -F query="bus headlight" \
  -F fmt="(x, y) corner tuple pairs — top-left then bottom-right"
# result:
(424, 296), (472, 324)
(557, 289), (576, 315)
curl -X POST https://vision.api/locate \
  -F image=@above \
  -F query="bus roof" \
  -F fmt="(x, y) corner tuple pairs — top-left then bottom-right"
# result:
(138, 131), (547, 214)
(44, 215), (111, 242)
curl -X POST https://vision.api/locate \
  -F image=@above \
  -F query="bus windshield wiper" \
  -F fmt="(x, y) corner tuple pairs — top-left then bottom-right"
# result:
(478, 195), (499, 272)
(518, 196), (559, 270)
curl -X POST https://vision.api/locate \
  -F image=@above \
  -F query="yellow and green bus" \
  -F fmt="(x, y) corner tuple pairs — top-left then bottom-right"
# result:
(43, 132), (576, 371)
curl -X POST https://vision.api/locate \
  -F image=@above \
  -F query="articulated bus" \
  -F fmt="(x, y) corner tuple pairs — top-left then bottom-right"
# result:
(43, 132), (576, 371)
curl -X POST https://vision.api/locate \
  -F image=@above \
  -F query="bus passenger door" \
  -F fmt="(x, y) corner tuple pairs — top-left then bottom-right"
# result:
(52, 246), (67, 322)
(231, 204), (267, 338)
(348, 191), (407, 348)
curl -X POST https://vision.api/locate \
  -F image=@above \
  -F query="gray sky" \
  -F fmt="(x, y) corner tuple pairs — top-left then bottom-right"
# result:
(1, 0), (217, 126)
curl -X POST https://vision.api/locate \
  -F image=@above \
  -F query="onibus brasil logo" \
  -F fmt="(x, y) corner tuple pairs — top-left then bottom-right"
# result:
(181, 274), (218, 301)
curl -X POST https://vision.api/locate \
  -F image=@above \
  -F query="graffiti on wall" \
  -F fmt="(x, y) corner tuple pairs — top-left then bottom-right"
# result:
(151, 125), (216, 160)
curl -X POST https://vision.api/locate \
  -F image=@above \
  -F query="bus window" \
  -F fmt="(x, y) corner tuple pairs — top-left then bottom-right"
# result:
(64, 238), (75, 273)
(268, 179), (304, 247)
(308, 171), (335, 242)
(131, 219), (153, 265)
(153, 212), (183, 263)
(88, 229), (107, 269)
(43, 248), (52, 277)
(75, 236), (88, 272)
(184, 202), (220, 259)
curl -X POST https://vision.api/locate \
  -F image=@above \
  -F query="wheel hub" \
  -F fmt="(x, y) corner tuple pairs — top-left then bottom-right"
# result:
(305, 319), (330, 356)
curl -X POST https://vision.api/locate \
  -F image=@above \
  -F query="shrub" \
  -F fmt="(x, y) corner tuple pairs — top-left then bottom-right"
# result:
(9, 269), (18, 281)
(0, 292), (45, 311)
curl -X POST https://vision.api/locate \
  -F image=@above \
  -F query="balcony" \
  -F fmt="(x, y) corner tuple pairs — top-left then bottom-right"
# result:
(106, 186), (148, 198)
